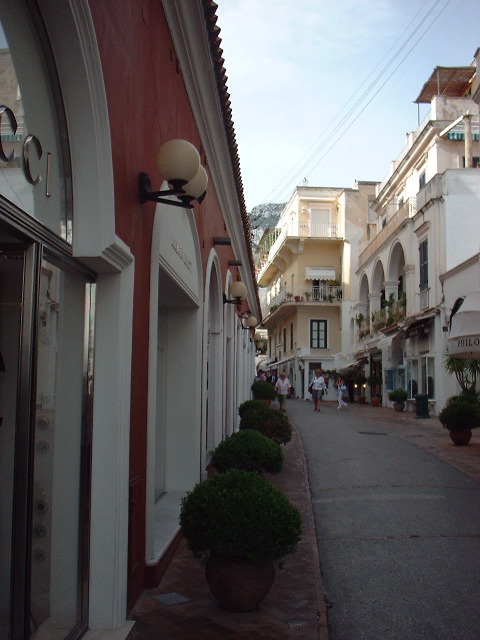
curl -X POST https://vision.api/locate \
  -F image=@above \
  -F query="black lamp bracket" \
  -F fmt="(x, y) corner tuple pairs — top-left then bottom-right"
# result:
(223, 293), (242, 305)
(138, 172), (194, 208)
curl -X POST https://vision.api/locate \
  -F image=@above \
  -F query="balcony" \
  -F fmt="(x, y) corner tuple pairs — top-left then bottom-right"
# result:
(359, 198), (416, 267)
(256, 220), (341, 279)
(356, 297), (407, 339)
(262, 284), (343, 319)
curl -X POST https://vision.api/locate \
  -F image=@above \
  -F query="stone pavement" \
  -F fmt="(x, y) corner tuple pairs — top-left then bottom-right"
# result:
(128, 400), (480, 639)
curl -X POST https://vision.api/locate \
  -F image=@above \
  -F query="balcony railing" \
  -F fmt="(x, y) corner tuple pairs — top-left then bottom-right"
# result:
(255, 220), (341, 278)
(263, 284), (343, 317)
(356, 297), (407, 339)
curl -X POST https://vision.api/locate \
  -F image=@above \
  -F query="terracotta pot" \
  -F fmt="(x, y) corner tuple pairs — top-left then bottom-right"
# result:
(393, 401), (405, 412)
(205, 556), (275, 611)
(448, 429), (472, 446)
(371, 397), (381, 407)
(357, 396), (366, 404)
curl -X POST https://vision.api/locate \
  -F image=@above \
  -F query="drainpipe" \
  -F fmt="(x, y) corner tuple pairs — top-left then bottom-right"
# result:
(464, 112), (473, 168)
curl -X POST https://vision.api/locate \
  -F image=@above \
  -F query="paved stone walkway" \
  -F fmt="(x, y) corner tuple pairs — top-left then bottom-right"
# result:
(128, 400), (480, 639)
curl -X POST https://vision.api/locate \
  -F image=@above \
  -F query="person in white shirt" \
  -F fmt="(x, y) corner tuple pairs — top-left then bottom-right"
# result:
(275, 371), (291, 412)
(336, 376), (348, 409)
(310, 369), (325, 412)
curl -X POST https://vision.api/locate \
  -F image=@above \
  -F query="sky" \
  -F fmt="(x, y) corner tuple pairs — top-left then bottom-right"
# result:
(215, 0), (480, 212)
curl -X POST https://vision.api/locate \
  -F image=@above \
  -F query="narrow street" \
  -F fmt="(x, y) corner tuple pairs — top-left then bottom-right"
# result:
(287, 397), (480, 640)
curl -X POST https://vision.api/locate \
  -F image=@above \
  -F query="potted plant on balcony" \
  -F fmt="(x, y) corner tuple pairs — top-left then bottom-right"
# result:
(388, 388), (408, 412)
(439, 391), (480, 446)
(179, 469), (302, 611)
(304, 290), (311, 300)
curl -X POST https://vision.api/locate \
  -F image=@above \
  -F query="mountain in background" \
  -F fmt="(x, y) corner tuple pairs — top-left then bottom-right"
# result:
(248, 202), (285, 250)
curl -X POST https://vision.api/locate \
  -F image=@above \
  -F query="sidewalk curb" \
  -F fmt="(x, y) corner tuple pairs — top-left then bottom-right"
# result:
(291, 424), (330, 640)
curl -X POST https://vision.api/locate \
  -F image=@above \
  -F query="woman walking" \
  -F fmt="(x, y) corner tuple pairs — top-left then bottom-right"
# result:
(310, 369), (325, 412)
(336, 376), (348, 409)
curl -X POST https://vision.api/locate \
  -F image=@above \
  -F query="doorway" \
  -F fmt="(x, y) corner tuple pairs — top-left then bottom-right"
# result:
(0, 219), (94, 639)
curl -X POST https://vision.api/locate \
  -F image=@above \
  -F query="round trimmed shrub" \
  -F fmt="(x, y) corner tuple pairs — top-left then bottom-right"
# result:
(239, 407), (293, 445)
(238, 399), (271, 418)
(251, 380), (277, 401)
(210, 429), (284, 474)
(180, 469), (302, 563)
(439, 394), (480, 432)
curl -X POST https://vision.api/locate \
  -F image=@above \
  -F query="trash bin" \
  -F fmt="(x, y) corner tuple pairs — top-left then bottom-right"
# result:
(414, 393), (430, 419)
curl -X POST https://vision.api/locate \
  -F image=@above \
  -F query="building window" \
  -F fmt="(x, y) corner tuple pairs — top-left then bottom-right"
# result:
(418, 171), (426, 190)
(310, 319), (327, 349)
(290, 322), (293, 350)
(419, 239), (428, 290)
(283, 328), (286, 354)
(462, 156), (480, 168)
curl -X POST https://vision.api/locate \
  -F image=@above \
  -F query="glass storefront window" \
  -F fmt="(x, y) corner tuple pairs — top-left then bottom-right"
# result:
(0, 3), (72, 241)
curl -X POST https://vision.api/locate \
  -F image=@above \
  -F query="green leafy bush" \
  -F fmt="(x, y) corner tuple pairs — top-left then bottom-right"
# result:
(239, 407), (292, 445)
(210, 429), (284, 474)
(251, 380), (276, 401)
(439, 394), (480, 432)
(180, 469), (302, 563)
(388, 388), (408, 402)
(238, 399), (271, 417)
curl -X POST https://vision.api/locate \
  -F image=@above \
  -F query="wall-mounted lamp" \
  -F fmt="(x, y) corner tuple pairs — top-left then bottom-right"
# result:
(223, 281), (247, 305)
(139, 139), (208, 208)
(239, 313), (258, 330)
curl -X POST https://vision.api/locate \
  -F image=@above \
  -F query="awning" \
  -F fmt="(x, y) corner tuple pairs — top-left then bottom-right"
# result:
(405, 312), (436, 337)
(305, 266), (336, 280)
(414, 66), (475, 104)
(447, 290), (480, 359)
(377, 330), (404, 350)
(446, 132), (480, 141)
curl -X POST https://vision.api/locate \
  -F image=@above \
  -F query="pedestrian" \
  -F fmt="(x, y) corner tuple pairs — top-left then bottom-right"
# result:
(275, 371), (291, 412)
(309, 368), (325, 412)
(336, 376), (348, 409)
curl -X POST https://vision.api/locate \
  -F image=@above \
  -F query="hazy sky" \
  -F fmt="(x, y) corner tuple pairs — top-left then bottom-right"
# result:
(215, 0), (480, 211)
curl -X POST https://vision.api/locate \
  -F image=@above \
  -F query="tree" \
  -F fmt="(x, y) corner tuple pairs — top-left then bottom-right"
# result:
(444, 352), (480, 393)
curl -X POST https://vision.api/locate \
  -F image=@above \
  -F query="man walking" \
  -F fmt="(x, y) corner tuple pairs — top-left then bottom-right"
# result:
(275, 371), (291, 412)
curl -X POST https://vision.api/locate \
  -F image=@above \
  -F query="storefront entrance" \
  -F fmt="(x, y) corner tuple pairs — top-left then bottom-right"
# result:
(0, 214), (94, 639)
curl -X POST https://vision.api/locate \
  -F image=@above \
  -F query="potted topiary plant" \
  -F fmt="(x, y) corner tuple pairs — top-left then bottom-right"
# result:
(179, 469), (302, 611)
(238, 399), (271, 417)
(239, 406), (292, 444)
(439, 392), (480, 446)
(388, 388), (408, 412)
(251, 380), (277, 404)
(209, 429), (284, 475)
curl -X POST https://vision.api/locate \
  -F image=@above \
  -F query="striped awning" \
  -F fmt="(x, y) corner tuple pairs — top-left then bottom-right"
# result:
(305, 266), (336, 280)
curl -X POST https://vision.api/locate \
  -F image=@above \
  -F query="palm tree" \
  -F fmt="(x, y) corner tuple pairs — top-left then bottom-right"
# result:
(444, 352), (480, 393)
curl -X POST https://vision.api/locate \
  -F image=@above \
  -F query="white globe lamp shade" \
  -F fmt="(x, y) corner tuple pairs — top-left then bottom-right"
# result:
(229, 281), (247, 300)
(246, 315), (257, 328)
(183, 165), (208, 199)
(156, 139), (200, 183)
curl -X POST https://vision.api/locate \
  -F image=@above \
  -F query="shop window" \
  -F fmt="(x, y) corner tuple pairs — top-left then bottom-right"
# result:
(421, 356), (435, 398)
